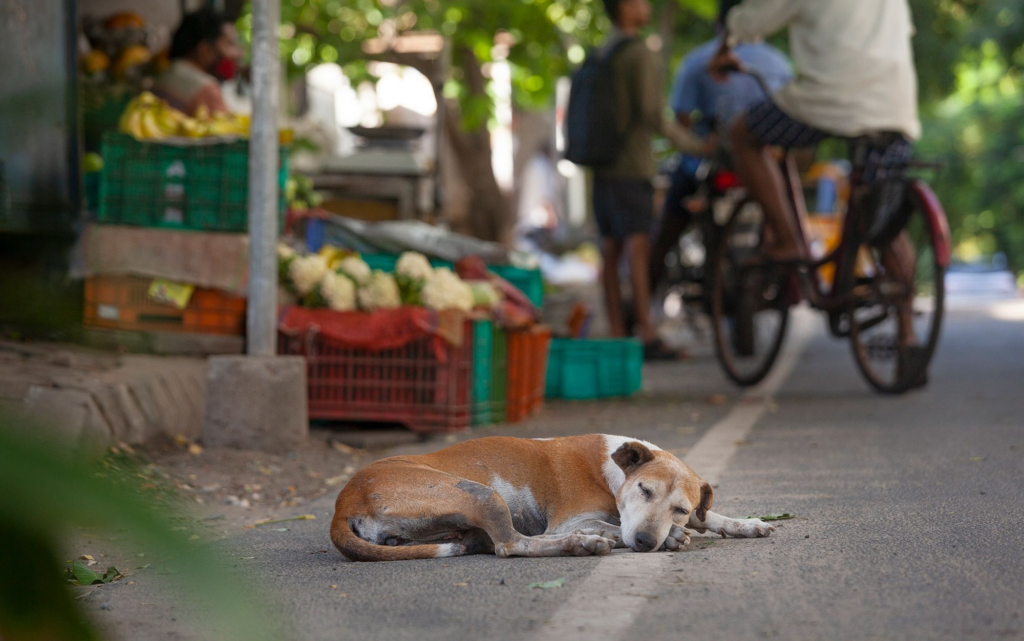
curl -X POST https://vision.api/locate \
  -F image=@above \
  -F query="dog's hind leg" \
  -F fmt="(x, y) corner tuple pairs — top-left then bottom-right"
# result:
(448, 480), (615, 558)
(334, 470), (614, 561)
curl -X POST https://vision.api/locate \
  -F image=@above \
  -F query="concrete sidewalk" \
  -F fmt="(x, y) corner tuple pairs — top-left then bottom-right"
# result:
(0, 340), (207, 447)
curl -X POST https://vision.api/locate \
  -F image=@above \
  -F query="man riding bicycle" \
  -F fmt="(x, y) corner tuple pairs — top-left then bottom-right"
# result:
(650, 0), (792, 296)
(712, 0), (921, 346)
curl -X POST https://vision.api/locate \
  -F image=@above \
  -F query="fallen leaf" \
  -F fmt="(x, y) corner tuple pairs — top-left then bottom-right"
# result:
(188, 534), (200, 541)
(325, 475), (349, 487)
(273, 528), (289, 532)
(968, 456), (986, 463)
(238, 556), (256, 560)
(452, 582), (468, 587)
(329, 585), (338, 589)
(528, 577), (565, 589)
(246, 514), (317, 529)
(331, 441), (363, 455)
(733, 439), (751, 446)
(338, 593), (349, 598)
(747, 513), (796, 522)
(172, 434), (189, 447)
(67, 561), (120, 585)
(188, 443), (203, 456)
(78, 554), (97, 567)
(707, 394), (727, 406)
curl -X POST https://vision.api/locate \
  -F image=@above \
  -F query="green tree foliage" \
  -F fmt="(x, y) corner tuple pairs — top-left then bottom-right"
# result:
(911, 0), (1024, 274)
(243, 0), (715, 128)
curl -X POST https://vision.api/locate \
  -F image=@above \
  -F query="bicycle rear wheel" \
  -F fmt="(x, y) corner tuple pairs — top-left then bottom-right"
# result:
(709, 199), (790, 387)
(848, 183), (945, 394)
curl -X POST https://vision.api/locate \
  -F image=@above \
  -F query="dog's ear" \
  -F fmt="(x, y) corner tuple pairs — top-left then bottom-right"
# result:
(612, 441), (655, 475)
(695, 481), (714, 521)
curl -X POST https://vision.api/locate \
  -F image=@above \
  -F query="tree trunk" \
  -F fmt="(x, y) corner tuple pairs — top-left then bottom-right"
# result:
(443, 46), (511, 244)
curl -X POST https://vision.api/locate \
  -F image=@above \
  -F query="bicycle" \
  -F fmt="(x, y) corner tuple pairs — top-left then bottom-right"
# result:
(708, 72), (951, 394)
(653, 157), (744, 329)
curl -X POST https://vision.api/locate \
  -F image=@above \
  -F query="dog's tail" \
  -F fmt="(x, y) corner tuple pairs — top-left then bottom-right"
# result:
(330, 516), (461, 562)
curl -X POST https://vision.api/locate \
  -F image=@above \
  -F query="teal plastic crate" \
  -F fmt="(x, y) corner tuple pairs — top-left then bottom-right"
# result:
(470, 321), (509, 427)
(362, 253), (454, 273)
(491, 265), (543, 308)
(98, 132), (288, 232)
(545, 338), (643, 400)
(471, 319), (494, 426)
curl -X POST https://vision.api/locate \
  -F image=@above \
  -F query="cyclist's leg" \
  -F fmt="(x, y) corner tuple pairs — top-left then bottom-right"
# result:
(729, 120), (803, 261)
(728, 100), (830, 262)
(650, 162), (697, 291)
(882, 231), (917, 345)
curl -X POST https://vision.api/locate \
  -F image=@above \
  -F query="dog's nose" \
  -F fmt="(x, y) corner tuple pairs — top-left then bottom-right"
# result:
(633, 532), (657, 552)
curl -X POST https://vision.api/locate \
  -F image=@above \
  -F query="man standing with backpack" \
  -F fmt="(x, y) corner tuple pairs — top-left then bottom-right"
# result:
(567, 0), (712, 359)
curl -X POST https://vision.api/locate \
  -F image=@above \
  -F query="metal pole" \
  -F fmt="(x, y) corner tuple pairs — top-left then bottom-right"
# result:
(246, 0), (280, 356)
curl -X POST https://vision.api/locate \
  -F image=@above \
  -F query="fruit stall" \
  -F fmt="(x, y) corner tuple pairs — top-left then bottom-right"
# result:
(0, 1), (646, 438)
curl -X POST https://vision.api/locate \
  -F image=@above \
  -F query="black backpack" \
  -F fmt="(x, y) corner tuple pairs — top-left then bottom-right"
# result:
(564, 37), (634, 168)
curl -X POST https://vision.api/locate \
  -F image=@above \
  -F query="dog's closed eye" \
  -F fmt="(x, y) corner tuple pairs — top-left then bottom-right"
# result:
(638, 483), (653, 500)
(673, 507), (689, 516)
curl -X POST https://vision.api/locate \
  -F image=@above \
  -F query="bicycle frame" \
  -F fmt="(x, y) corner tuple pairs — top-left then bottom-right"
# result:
(774, 152), (953, 338)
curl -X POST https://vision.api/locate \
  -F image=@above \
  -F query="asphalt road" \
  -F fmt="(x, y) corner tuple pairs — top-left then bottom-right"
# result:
(90, 299), (1024, 641)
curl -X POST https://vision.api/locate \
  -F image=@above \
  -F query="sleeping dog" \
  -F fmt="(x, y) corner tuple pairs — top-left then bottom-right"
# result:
(331, 435), (775, 561)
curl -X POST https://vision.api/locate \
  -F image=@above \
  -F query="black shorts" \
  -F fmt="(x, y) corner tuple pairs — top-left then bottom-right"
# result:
(745, 99), (830, 149)
(592, 178), (654, 240)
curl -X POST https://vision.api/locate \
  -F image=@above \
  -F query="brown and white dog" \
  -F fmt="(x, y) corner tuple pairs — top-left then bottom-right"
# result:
(331, 435), (775, 561)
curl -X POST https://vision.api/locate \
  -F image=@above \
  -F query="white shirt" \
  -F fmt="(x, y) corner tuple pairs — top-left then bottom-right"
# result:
(727, 0), (921, 140)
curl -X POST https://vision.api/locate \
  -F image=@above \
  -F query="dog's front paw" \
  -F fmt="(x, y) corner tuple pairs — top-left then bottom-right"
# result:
(660, 525), (691, 551)
(724, 518), (775, 538)
(579, 528), (624, 548)
(564, 533), (616, 557)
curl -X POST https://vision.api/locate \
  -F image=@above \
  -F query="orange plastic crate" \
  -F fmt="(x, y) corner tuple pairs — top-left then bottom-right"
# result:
(507, 325), (552, 423)
(83, 275), (246, 336)
(279, 320), (473, 434)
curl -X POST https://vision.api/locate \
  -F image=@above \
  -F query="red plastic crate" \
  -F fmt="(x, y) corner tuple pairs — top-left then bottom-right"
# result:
(279, 320), (473, 434)
(83, 275), (246, 335)
(507, 325), (552, 423)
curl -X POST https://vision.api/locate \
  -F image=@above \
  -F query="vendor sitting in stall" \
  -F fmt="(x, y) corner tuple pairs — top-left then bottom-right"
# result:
(154, 9), (241, 116)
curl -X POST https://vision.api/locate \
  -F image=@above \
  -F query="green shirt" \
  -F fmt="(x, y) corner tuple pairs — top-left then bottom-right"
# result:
(597, 35), (705, 180)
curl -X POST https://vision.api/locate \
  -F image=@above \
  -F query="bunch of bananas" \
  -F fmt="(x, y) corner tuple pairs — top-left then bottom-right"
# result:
(118, 92), (250, 141)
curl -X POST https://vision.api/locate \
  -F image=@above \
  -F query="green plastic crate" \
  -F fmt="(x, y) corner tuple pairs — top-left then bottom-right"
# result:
(491, 265), (543, 308)
(471, 319), (494, 427)
(97, 132), (288, 232)
(470, 321), (509, 427)
(362, 253), (454, 273)
(545, 338), (643, 400)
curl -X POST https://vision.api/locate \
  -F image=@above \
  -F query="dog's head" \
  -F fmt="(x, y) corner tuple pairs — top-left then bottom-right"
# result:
(611, 441), (712, 552)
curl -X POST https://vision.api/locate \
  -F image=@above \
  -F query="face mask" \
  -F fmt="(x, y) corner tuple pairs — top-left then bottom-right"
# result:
(213, 57), (237, 82)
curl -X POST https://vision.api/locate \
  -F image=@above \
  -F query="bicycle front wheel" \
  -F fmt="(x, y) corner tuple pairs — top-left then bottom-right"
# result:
(848, 182), (946, 394)
(709, 199), (790, 387)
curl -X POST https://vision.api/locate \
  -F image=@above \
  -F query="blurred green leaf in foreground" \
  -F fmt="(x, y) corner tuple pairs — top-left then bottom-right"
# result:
(0, 412), (277, 641)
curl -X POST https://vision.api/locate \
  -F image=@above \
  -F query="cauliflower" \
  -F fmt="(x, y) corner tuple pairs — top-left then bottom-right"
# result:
(421, 267), (474, 312)
(357, 270), (401, 311)
(288, 254), (328, 296)
(395, 251), (434, 281)
(469, 282), (502, 309)
(319, 271), (356, 311)
(338, 255), (372, 286)
(276, 243), (296, 260)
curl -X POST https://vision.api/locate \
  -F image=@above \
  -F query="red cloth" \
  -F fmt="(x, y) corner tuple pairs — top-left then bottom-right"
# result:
(278, 307), (466, 358)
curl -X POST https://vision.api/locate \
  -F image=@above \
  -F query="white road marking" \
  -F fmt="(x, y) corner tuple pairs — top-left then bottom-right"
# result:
(534, 309), (816, 641)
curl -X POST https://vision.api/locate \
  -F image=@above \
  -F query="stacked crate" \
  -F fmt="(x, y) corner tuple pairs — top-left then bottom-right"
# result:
(84, 133), (288, 344)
